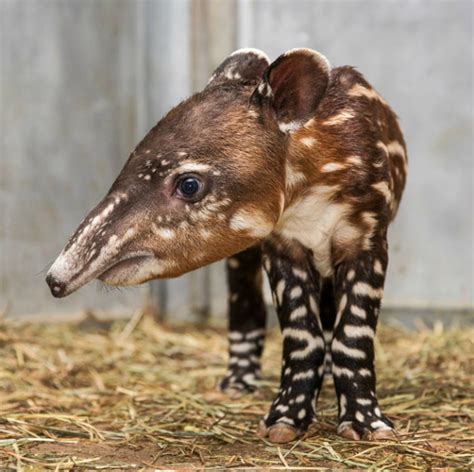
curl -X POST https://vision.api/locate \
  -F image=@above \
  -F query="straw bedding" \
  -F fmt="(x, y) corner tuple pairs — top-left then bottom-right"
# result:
(0, 311), (472, 469)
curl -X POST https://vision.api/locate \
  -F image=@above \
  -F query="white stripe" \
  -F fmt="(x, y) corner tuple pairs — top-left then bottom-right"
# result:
(229, 331), (243, 341)
(289, 305), (308, 321)
(290, 286), (303, 299)
(350, 305), (367, 319)
(293, 369), (315, 381)
(230, 342), (256, 353)
(334, 294), (348, 328)
(276, 280), (286, 304)
(353, 282), (384, 299)
(323, 109), (355, 126)
(245, 329), (265, 340)
(356, 398), (372, 406)
(332, 339), (366, 359)
(283, 328), (325, 359)
(332, 365), (354, 378)
(343, 325), (375, 339)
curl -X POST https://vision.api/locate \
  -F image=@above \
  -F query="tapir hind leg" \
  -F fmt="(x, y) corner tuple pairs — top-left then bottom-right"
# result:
(219, 244), (267, 395)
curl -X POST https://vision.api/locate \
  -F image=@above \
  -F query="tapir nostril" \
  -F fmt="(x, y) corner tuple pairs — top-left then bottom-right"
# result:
(45, 273), (67, 298)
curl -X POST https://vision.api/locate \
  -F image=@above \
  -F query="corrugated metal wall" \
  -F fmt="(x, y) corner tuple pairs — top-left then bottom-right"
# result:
(1, 0), (472, 321)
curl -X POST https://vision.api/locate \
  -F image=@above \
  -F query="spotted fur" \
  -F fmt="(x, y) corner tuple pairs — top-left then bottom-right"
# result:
(47, 48), (407, 443)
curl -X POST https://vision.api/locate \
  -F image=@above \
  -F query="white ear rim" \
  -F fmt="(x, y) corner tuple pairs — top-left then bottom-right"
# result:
(283, 47), (331, 74)
(230, 48), (270, 64)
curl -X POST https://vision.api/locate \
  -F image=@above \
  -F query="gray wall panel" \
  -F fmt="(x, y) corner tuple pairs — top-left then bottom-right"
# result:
(237, 0), (473, 309)
(1, 0), (472, 321)
(1, 0), (146, 317)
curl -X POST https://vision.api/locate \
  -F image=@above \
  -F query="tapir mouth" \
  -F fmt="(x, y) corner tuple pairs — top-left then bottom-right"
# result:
(97, 255), (154, 284)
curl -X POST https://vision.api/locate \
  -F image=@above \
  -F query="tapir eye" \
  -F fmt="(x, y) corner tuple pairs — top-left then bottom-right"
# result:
(176, 175), (205, 200)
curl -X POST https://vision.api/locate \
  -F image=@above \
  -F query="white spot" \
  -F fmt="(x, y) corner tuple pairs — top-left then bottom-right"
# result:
(309, 295), (318, 314)
(339, 394), (347, 417)
(295, 394), (305, 404)
(286, 161), (306, 188)
(346, 155), (363, 165)
(321, 162), (345, 172)
(284, 367), (291, 376)
(227, 257), (240, 269)
(276, 404), (289, 413)
(298, 408), (306, 419)
(347, 83), (388, 106)
(292, 268), (308, 281)
(323, 109), (355, 126)
(374, 406), (382, 417)
(355, 411), (365, 422)
(174, 162), (211, 174)
(300, 136), (316, 147)
(372, 181), (392, 204)
(237, 359), (250, 367)
(332, 338), (366, 359)
(374, 259), (384, 275)
(359, 368), (371, 377)
(242, 373), (256, 384)
(279, 120), (303, 133)
(257, 81), (273, 98)
(151, 225), (175, 239)
(347, 270), (356, 282)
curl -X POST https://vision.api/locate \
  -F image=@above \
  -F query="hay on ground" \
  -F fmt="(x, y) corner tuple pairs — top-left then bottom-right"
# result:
(0, 312), (472, 469)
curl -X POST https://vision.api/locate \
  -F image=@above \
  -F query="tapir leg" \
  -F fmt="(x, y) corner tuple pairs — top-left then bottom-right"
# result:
(257, 236), (326, 443)
(331, 236), (395, 440)
(219, 244), (267, 395)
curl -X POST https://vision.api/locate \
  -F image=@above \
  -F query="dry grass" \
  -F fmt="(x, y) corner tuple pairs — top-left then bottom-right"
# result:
(0, 311), (472, 470)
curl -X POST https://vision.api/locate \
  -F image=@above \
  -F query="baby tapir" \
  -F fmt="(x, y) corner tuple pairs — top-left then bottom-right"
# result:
(46, 48), (407, 443)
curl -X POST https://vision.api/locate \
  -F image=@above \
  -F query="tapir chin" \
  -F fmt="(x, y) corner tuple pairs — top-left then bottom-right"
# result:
(47, 48), (407, 443)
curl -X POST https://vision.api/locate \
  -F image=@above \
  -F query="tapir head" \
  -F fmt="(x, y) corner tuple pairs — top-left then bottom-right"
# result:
(46, 48), (331, 297)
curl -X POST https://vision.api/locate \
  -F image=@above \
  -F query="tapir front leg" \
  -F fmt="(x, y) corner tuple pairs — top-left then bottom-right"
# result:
(220, 245), (267, 395)
(257, 237), (326, 443)
(331, 237), (395, 440)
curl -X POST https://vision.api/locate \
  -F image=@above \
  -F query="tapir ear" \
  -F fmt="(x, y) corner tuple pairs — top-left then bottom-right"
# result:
(251, 48), (331, 132)
(207, 48), (270, 87)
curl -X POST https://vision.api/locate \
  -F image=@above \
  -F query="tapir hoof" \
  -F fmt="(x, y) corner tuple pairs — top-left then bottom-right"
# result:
(337, 421), (396, 441)
(256, 420), (300, 443)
